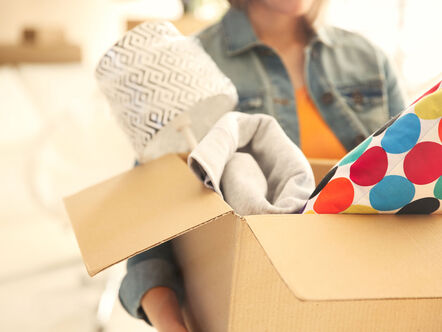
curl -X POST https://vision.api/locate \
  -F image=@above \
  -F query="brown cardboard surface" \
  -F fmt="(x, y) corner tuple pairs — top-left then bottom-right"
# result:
(174, 212), (242, 332)
(308, 158), (337, 185)
(246, 214), (442, 301)
(230, 221), (442, 332)
(64, 154), (232, 276)
(63, 153), (442, 331)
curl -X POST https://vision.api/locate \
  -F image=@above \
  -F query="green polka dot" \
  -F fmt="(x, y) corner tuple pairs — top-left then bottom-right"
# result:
(434, 176), (442, 200)
(339, 136), (373, 166)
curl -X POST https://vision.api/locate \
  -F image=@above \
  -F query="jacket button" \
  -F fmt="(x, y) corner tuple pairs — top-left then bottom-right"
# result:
(354, 135), (366, 145)
(321, 92), (334, 105)
(352, 90), (364, 105)
(273, 97), (290, 105)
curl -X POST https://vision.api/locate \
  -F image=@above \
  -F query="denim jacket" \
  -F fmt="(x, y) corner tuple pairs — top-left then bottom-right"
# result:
(118, 8), (406, 323)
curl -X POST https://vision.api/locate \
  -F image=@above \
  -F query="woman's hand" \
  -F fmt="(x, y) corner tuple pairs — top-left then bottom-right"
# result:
(141, 286), (188, 332)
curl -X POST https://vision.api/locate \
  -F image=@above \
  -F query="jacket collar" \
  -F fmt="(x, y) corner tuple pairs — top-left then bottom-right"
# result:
(221, 8), (261, 56)
(313, 25), (334, 47)
(221, 7), (333, 56)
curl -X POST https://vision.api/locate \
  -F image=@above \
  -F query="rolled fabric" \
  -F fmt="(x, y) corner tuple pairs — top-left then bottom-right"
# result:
(96, 21), (238, 162)
(188, 112), (315, 215)
(303, 81), (442, 215)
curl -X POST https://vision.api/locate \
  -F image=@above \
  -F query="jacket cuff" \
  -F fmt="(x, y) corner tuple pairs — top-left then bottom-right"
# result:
(118, 258), (184, 325)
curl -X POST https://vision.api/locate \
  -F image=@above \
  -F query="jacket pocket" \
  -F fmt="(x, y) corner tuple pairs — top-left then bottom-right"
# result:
(336, 79), (388, 132)
(336, 80), (384, 113)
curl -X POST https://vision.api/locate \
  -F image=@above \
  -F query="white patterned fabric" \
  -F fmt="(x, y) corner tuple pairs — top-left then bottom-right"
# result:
(96, 21), (238, 162)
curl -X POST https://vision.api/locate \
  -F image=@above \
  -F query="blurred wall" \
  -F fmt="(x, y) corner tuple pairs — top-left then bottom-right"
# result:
(327, 0), (442, 97)
(1, 0), (440, 93)
(0, 0), (183, 66)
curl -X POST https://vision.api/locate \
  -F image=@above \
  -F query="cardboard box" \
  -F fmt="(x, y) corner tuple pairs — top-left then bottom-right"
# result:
(64, 154), (442, 331)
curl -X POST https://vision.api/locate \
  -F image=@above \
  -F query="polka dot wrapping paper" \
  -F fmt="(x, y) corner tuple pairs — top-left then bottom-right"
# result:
(303, 81), (442, 215)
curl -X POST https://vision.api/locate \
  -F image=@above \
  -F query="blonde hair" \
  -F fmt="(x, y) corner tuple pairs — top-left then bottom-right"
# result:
(228, 0), (328, 29)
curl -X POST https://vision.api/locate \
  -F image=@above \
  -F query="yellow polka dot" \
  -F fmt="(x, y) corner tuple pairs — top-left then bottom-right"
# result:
(304, 210), (316, 214)
(414, 90), (442, 119)
(342, 205), (378, 214)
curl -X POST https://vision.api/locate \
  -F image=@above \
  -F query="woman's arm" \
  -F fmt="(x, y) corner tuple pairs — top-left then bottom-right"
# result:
(118, 241), (186, 329)
(141, 286), (188, 332)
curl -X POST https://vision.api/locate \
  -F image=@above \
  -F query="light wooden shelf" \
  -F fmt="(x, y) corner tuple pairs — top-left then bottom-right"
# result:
(0, 44), (82, 64)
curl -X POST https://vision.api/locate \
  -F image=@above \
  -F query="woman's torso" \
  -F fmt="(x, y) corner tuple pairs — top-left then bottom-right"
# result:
(197, 8), (405, 153)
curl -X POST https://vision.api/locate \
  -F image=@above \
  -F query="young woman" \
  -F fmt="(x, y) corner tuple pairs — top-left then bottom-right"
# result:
(119, 1), (405, 331)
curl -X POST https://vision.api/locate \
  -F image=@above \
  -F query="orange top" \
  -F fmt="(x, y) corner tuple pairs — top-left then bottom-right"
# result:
(296, 87), (347, 159)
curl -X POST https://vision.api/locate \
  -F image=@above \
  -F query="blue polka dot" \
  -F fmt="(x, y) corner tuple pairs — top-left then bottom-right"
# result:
(381, 113), (421, 154)
(369, 175), (415, 211)
(339, 136), (373, 166)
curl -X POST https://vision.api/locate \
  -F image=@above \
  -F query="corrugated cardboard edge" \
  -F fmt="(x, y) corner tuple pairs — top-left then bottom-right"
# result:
(245, 214), (442, 302)
(63, 154), (234, 277)
(226, 213), (249, 331)
(232, 215), (442, 314)
(226, 216), (442, 332)
(174, 211), (243, 332)
(89, 210), (237, 277)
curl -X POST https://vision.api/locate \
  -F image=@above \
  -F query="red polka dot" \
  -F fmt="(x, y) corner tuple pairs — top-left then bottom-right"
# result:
(439, 118), (442, 142)
(404, 142), (442, 185)
(350, 146), (388, 186)
(313, 177), (354, 214)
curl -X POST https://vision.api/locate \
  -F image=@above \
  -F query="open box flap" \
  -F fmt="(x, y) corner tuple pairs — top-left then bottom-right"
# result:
(246, 214), (442, 301)
(64, 154), (232, 276)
